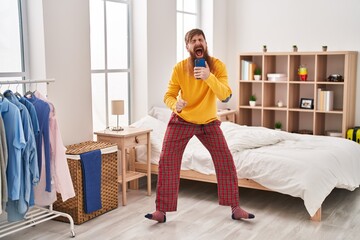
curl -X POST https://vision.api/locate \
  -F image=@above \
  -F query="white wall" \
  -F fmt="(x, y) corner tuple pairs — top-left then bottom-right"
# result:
(132, 0), (176, 122)
(132, 1), (148, 122)
(25, 0), (360, 145)
(27, 0), (93, 145)
(224, 0), (360, 124)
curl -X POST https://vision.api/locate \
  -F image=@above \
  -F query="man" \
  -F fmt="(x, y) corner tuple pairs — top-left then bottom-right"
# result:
(145, 28), (255, 223)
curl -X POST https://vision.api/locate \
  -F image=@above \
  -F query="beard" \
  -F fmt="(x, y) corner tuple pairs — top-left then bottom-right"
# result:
(188, 48), (212, 71)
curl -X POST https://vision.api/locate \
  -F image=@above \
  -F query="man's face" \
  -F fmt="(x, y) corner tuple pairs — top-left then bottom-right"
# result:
(186, 34), (207, 59)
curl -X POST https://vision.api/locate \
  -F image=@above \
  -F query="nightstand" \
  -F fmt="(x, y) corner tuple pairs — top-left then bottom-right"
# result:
(94, 127), (152, 206)
(217, 109), (237, 123)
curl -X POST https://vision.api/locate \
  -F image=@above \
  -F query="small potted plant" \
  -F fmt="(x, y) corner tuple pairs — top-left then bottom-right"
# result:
(263, 45), (267, 52)
(322, 45), (328, 52)
(249, 94), (257, 107)
(254, 68), (261, 80)
(293, 45), (298, 52)
(275, 121), (282, 130)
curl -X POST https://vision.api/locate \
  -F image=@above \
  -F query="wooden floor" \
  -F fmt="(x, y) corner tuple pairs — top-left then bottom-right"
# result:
(1, 179), (360, 240)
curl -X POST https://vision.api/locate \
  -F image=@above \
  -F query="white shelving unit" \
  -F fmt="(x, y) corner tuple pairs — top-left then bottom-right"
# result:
(237, 51), (357, 137)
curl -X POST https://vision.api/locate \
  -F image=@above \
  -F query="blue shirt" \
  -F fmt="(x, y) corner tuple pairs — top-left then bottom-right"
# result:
(26, 94), (52, 192)
(18, 95), (40, 206)
(4, 90), (39, 221)
(0, 98), (26, 200)
(19, 96), (40, 139)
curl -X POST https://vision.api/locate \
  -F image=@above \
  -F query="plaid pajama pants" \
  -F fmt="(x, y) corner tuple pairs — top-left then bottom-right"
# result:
(156, 113), (239, 212)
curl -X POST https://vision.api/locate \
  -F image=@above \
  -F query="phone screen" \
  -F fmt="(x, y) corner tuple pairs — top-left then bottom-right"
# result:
(194, 58), (206, 67)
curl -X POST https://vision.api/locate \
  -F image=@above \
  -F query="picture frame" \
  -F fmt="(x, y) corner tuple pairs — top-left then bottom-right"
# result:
(300, 98), (314, 109)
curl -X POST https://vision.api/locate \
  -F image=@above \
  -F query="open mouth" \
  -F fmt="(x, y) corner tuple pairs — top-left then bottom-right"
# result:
(195, 47), (204, 57)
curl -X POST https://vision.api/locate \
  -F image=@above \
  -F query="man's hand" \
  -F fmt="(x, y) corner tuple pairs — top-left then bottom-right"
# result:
(176, 98), (187, 113)
(194, 61), (210, 80)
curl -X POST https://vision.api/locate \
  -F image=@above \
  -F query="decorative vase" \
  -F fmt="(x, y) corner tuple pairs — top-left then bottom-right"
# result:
(298, 65), (307, 81)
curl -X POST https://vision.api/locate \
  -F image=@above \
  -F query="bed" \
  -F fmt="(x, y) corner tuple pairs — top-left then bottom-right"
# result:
(131, 107), (360, 221)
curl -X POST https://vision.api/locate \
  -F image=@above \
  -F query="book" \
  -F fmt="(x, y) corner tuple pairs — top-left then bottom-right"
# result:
(323, 90), (334, 111)
(241, 60), (256, 80)
(248, 62), (256, 80)
(241, 60), (249, 80)
(317, 88), (322, 110)
(317, 89), (334, 111)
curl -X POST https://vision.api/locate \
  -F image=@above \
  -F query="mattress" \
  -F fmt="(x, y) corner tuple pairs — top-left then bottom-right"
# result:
(131, 110), (360, 217)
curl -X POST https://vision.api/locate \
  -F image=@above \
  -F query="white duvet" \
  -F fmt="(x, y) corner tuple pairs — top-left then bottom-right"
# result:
(132, 114), (360, 217)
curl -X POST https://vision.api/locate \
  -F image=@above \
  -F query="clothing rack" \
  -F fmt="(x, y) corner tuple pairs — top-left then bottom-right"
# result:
(0, 79), (75, 238)
(0, 78), (55, 85)
(0, 79), (55, 83)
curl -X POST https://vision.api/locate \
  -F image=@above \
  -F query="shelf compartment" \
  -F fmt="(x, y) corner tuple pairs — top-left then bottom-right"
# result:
(238, 81), (262, 106)
(288, 111), (314, 134)
(239, 54), (263, 80)
(239, 108), (262, 126)
(315, 83), (344, 111)
(290, 54), (315, 82)
(315, 112), (343, 136)
(263, 109), (287, 130)
(263, 82), (287, 108)
(316, 54), (345, 82)
(118, 171), (147, 183)
(289, 83), (315, 109)
(264, 55), (288, 80)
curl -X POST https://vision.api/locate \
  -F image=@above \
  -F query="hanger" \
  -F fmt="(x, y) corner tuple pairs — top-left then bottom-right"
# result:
(24, 90), (33, 98)
(24, 81), (35, 98)
(14, 83), (22, 99)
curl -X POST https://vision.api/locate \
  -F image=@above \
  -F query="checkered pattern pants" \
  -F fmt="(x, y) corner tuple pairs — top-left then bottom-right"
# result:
(156, 113), (239, 212)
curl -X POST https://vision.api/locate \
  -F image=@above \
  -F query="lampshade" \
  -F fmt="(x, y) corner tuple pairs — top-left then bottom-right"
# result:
(111, 100), (124, 115)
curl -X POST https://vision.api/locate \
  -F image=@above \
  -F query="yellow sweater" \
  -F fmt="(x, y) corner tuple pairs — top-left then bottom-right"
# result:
(164, 57), (232, 124)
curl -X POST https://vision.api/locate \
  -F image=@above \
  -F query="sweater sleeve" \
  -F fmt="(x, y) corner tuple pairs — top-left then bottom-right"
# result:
(203, 59), (232, 102)
(163, 66), (181, 111)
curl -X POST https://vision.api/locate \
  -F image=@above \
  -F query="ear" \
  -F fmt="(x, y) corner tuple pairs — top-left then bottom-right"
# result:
(186, 43), (189, 52)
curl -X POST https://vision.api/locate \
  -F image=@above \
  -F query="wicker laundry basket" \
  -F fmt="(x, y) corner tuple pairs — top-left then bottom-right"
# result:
(53, 141), (118, 224)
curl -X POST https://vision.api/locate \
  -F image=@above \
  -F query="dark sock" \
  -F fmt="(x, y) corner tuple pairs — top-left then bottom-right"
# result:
(231, 206), (255, 220)
(145, 211), (166, 223)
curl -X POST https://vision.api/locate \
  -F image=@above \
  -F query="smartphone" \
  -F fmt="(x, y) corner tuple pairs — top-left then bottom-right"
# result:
(194, 58), (206, 67)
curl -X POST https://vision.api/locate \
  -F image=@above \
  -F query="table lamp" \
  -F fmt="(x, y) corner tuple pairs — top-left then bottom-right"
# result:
(111, 100), (124, 131)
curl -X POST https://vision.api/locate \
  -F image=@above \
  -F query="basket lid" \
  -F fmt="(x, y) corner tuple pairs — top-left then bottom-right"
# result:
(66, 141), (117, 155)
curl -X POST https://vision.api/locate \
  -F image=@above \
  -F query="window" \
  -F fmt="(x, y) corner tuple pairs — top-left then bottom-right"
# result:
(176, 0), (200, 62)
(89, 0), (130, 131)
(0, 0), (28, 93)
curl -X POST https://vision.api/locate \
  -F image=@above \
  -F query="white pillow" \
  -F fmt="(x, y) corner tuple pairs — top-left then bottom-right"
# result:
(148, 106), (172, 123)
(130, 115), (167, 165)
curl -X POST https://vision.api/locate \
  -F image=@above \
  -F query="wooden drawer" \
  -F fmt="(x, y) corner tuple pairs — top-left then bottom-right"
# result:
(123, 133), (148, 148)
(218, 114), (235, 122)
(217, 110), (236, 123)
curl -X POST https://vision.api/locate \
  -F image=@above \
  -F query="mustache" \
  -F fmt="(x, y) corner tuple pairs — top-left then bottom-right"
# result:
(194, 45), (204, 51)
(189, 52), (211, 68)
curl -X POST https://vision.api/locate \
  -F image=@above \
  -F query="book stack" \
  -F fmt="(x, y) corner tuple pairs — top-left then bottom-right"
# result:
(241, 60), (256, 80)
(317, 89), (334, 111)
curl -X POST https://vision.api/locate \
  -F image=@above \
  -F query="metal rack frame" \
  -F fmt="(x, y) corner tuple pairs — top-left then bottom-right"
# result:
(0, 205), (75, 238)
(0, 79), (75, 238)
